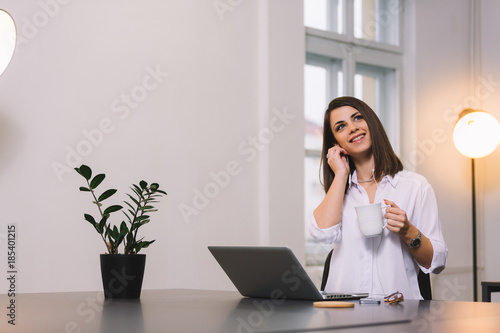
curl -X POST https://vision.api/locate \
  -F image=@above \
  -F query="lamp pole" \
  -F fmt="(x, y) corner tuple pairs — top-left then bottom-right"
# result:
(471, 158), (477, 302)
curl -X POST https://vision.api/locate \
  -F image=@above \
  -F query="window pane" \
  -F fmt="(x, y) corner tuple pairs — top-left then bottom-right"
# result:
(353, 0), (400, 45)
(305, 64), (326, 151)
(354, 63), (397, 143)
(354, 73), (377, 111)
(305, 55), (343, 151)
(304, 0), (344, 34)
(305, 65), (326, 127)
(304, 155), (323, 240)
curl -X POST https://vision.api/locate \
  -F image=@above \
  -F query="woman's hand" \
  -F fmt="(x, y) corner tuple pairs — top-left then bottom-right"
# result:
(314, 144), (350, 229)
(326, 145), (350, 178)
(383, 199), (412, 237)
(383, 199), (433, 269)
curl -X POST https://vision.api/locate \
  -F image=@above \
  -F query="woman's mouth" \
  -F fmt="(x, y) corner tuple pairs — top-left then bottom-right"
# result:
(349, 133), (365, 143)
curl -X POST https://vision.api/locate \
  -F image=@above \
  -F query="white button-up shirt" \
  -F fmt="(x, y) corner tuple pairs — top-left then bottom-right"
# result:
(308, 170), (448, 299)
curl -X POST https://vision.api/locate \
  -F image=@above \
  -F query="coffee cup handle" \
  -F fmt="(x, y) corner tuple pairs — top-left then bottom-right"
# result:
(381, 204), (390, 229)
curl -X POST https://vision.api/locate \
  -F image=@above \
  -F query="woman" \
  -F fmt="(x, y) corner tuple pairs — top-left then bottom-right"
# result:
(309, 96), (447, 299)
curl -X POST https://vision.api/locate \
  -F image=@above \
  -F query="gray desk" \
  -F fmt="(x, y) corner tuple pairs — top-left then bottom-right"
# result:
(2, 289), (500, 333)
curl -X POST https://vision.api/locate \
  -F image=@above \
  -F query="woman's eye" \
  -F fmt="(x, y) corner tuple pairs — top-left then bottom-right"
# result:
(336, 124), (345, 131)
(354, 115), (363, 121)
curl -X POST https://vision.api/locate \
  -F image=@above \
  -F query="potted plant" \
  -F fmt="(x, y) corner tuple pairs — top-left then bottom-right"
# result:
(75, 164), (167, 299)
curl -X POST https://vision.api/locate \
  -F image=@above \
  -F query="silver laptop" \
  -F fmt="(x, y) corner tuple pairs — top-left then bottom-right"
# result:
(208, 246), (368, 301)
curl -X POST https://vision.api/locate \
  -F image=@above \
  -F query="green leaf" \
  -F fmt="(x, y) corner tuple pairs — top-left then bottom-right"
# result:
(97, 216), (108, 234)
(103, 205), (123, 215)
(130, 220), (149, 232)
(135, 240), (155, 253)
(134, 215), (150, 222)
(98, 189), (117, 201)
(132, 184), (141, 191)
(141, 240), (155, 248)
(90, 174), (105, 189)
(84, 214), (97, 226)
(110, 225), (119, 240)
(120, 221), (129, 236)
(75, 165), (92, 180)
(139, 205), (154, 211)
(122, 211), (131, 222)
(79, 187), (91, 192)
(124, 202), (136, 214)
(111, 222), (128, 246)
(139, 180), (147, 189)
(150, 183), (167, 195)
(126, 194), (140, 206)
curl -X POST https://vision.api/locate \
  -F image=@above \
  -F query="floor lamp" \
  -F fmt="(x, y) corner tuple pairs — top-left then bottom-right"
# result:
(453, 109), (500, 301)
(0, 9), (16, 76)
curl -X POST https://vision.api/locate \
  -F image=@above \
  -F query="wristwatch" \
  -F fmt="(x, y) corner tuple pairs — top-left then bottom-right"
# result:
(405, 230), (422, 249)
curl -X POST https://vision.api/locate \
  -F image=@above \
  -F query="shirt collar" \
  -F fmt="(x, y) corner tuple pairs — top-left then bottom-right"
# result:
(385, 172), (400, 188)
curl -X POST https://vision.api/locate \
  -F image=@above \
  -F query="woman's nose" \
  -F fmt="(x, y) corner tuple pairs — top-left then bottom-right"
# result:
(347, 122), (358, 133)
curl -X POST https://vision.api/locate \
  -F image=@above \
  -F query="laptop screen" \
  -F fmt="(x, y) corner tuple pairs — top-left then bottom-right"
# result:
(209, 246), (360, 301)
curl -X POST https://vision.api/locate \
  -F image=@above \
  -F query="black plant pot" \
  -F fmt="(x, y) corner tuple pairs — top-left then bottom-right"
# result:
(100, 254), (146, 299)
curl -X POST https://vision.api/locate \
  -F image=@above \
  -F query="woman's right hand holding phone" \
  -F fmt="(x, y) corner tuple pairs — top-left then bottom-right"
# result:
(326, 145), (350, 179)
(314, 144), (350, 228)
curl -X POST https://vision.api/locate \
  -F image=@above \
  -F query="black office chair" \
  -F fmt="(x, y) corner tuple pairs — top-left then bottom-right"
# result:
(320, 249), (432, 300)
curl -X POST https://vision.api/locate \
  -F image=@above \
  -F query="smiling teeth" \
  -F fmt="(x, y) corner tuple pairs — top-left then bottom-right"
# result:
(351, 134), (365, 142)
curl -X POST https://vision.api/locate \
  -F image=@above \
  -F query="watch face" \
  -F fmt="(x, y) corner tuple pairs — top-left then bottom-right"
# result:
(407, 231), (422, 248)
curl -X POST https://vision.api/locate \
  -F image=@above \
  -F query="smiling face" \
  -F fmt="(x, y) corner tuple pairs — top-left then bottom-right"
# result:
(329, 105), (372, 157)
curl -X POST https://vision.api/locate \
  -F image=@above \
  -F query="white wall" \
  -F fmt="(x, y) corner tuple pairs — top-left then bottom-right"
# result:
(409, 0), (500, 301)
(479, 0), (500, 302)
(0, 0), (304, 293)
(409, 0), (472, 301)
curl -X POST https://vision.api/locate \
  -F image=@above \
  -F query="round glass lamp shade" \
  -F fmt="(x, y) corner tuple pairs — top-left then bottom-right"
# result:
(453, 109), (500, 158)
(0, 9), (16, 76)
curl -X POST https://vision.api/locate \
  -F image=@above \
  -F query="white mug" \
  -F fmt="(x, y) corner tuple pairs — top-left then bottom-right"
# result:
(355, 202), (387, 237)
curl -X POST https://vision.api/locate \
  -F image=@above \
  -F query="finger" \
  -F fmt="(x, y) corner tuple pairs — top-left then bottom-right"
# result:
(385, 221), (402, 233)
(384, 208), (403, 216)
(335, 145), (348, 156)
(326, 148), (337, 160)
(386, 218), (405, 228)
(384, 199), (400, 209)
(328, 146), (339, 156)
(385, 221), (404, 233)
(385, 212), (405, 223)
(328, 147), (345, 160)
(330, 144), (347, 154)
(385, 224), (399, 233)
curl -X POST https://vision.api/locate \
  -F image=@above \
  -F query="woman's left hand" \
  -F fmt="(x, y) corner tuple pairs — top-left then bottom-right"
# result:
(383, 199), (411, 237)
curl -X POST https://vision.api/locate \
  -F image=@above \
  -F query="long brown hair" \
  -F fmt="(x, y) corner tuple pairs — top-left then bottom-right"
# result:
(320, 96), (403, 193)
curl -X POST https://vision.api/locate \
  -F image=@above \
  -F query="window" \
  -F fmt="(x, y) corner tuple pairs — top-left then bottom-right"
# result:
(304, 0), (344, 34)
(353, 0), (400, 45)
(303, 0), (403, 286)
